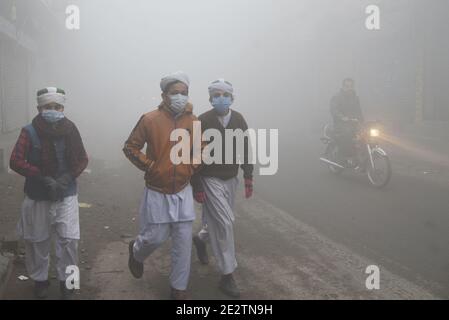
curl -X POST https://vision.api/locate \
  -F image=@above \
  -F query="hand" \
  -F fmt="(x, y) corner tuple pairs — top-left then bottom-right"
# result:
(194, 191), (206, 203)
(244, 178), (253, 199)
(56, 173), (73, 190)
(42, 176), (58, 189)
(42, 176), (63, 201)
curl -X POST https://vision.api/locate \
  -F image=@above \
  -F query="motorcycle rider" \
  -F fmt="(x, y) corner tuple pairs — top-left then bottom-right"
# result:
(328, 78), (364, 166)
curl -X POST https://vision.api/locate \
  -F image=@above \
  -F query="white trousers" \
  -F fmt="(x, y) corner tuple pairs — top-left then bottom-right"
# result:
(17, 195), (80, 282)
(198, 176), (238, 275)
(133, 222), (193, 291)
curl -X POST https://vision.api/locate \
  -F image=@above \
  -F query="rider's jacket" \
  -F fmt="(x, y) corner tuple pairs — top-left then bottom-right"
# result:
(330, 90), (364, 128)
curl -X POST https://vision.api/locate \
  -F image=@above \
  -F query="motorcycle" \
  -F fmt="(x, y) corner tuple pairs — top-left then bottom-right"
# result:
(319, 119), (392, 188)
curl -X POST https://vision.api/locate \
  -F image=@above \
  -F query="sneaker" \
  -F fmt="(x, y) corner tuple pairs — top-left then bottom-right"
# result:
(219, 274), (240, 298)
(171, 287), (188, 300)
(193, 235), (209, 265)
(34, 280), (50, 299)
(128, 240), (143, 278)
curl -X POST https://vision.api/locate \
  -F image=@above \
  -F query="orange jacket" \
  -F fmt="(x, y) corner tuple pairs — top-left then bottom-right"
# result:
(123, 102), (200, 194)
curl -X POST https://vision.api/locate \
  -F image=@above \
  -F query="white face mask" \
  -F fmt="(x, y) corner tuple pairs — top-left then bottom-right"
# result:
(41, 109), (65, 123)
(168, 94), (188, 114)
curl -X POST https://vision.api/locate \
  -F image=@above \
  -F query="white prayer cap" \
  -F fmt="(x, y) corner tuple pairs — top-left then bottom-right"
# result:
(37, 87), (66, 107)
(160, 71), (190, 92)
(208, 79), (234, 95)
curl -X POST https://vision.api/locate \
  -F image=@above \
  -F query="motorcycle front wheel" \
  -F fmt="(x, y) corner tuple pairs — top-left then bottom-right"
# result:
(367, 150), (391, 188)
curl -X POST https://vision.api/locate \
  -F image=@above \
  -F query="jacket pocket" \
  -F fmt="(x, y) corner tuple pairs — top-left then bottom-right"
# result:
(145, 160), (174, 188)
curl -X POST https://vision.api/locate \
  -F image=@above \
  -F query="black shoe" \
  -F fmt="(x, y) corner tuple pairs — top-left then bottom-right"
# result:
(60, 281), (75, 300)
(34, 280), (50, 299)
(219, 274), (240, 298)
(193, 235), (209, 265)
(128, 240), (143, 278)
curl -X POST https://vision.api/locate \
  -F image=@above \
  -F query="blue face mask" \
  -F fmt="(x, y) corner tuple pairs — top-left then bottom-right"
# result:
(41, 110), (65, 123)
(211, 96), (233, 114)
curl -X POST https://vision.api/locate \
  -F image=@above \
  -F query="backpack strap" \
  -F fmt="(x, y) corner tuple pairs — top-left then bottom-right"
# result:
(24, 124), (41, 149)
(23, 124), (41, 164)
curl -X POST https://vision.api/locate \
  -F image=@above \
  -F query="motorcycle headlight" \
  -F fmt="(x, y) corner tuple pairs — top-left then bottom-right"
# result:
(370, 128), (380, 137)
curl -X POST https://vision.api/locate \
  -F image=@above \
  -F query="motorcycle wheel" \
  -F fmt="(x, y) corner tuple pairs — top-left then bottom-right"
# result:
(367, 152), (391, 188)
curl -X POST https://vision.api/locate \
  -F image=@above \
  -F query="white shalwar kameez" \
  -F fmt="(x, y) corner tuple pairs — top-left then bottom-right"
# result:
(198, 176), (239, 275)
(132, 183), (195, 291)
(17, 195), (80, 282)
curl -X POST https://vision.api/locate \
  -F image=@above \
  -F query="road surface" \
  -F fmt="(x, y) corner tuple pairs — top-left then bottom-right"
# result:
(256, 125), (449, 297)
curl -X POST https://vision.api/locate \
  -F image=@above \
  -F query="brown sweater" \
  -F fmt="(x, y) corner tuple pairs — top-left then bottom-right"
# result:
(123, 102), (200, 194)
(191, 108), (253, 192)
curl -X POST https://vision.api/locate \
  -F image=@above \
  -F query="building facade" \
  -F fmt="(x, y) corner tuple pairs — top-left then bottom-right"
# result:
(0, 0), (67, 170)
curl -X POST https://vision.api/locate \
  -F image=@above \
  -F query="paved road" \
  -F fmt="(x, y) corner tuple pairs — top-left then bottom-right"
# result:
(256, 127), (449, 297)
